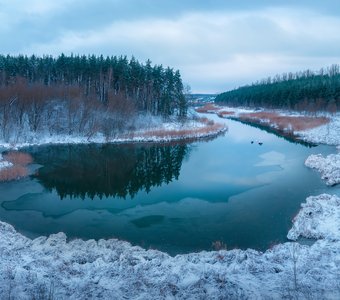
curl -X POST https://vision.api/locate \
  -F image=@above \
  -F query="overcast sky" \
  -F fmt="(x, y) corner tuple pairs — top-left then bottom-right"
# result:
(1, 0), (340, 93)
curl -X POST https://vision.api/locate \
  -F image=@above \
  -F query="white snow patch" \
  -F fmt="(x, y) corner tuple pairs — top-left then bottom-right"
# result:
(215, 106), (257, 117)
(288, 194), (340, 241)
(0, 118), (226, 150)
(305, 153), (340, 186)
(296, 113), (340, 146)
(0, 154), (13, 171)
(0, 218), (339, 299)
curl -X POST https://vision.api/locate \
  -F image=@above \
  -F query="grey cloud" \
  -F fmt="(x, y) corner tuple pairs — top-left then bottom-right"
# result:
(0, 0), (340, 92)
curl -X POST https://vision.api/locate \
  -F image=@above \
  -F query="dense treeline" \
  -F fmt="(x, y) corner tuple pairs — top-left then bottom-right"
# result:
(215, 65), (340, 112)
(0, 54), (187, 142)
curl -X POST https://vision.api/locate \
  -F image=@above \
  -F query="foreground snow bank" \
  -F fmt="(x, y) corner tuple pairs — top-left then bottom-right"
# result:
(1, 195), (340, 299)
(288, 194), (340, 241)
(305, 152), (340, 186)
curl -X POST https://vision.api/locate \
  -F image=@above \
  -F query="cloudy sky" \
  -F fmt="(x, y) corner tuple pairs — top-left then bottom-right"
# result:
(1, 0), (339, 93)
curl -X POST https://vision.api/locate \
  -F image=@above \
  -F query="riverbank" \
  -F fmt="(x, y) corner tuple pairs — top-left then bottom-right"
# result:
(0, 117), (226, 152)
(0, 107), (339, 299)
(0, 117), (226, 181)
(196, 103), (340, 145)
(0, 192), (339, 299)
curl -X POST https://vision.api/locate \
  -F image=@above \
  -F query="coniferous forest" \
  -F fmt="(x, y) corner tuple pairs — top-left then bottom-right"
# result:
(0, 54), (187, 142)
(215, 65), (340, 112)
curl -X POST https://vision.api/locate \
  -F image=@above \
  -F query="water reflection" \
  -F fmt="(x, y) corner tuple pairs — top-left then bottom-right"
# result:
(29, 143), (190, 200)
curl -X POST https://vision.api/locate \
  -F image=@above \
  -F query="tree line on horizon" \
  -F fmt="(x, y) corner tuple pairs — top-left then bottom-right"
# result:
(215, 64), (340, 112)
(0, 54), (187, 142)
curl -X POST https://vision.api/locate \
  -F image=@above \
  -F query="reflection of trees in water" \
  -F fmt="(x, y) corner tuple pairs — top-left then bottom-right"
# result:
(30, 143), (190, 199)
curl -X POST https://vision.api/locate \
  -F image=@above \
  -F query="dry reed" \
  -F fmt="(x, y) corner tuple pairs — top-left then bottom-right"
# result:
(239, 112), (330, 132)
(142, 119), (225, 139)
(0, 151), (33, 182)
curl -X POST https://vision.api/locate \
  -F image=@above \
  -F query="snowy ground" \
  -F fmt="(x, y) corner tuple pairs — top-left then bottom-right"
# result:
(0, 108), (339, 299)
(215, 105), (340, 145)
(0, 117), (226, 151)
(305, 152), (340, 186)
(0, 193), (339, 299)
(296, 114), (340, 145)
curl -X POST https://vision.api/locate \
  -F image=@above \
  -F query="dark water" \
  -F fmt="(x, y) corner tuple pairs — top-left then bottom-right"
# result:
(0, 117), (338, 255)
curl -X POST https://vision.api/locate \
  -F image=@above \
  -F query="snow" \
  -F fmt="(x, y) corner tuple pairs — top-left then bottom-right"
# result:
(0, 154), (12, 170)
(288, 194), (340, 241)
(0, 216), (339, 299)
(296, 114), (340, 145)
(305, 153), (340, 186)
(0, 118), (226, 150)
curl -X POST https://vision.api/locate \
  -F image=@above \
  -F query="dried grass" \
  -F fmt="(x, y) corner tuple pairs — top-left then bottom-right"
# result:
(239, 112), (330, 132)
(195, 103), (220, 113)
(0, 151), (33, 182)
(142, 119), (225, 139)
(0, 165), (28, 181)
(3, 152), (33, 166)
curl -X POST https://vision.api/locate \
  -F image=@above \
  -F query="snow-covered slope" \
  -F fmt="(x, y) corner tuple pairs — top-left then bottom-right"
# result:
(0, 206), (339, 300)
(296, 114), (340, 145)
(305, 153), (340, 186)
(288, 194), (340, 241)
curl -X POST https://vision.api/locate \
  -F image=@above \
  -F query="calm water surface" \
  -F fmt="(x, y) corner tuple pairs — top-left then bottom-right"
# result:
(0, 117), (338, 255)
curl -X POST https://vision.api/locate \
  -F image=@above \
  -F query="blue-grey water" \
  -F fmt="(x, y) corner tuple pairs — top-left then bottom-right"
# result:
(0, 117), (338, 255)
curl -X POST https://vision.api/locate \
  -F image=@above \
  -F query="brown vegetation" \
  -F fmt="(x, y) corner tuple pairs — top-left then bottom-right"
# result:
(195, 103), (220, 113)
(239, 112), (330, 132)
(0, 151), (33, 182)
(141, 119), (226, 140)
(0, 165), (28, 182)
(3, 151), (33, 166)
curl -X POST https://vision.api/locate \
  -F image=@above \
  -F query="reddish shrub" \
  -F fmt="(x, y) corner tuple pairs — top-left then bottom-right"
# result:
(195, 103), (220, 113)
(239, 112), (329, 132)
(0, 151), (33, 182)
(142, 120), (225, 139)
(0, 165), (28, 181)
(3, 152), (33, 166)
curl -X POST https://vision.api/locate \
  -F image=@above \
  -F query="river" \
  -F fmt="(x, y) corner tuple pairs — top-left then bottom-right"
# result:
(0, 116), (338, 255)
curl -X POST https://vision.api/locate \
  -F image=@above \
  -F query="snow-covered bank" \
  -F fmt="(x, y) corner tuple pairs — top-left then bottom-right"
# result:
(296, 114), (340, 145)
(1, 195), (339, 299)
(305, 152), (340, 186)
(0, 118), (226, 150)
(288, 194), (340, 241)
(208, 104), (340, 146)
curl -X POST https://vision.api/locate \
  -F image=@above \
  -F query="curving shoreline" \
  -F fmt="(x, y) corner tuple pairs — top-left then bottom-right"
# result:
(0, 109), (339, 299)
(0, 118), (227, 151)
